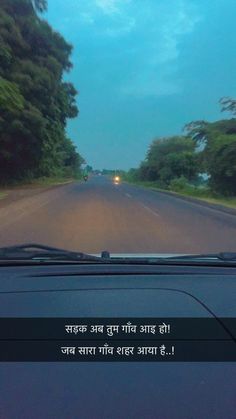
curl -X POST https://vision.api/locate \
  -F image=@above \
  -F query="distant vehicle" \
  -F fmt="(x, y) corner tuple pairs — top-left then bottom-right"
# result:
(113, 175), (121, 185)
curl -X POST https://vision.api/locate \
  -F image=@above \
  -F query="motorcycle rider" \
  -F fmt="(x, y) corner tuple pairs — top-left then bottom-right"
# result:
(83, 169), (89, 181)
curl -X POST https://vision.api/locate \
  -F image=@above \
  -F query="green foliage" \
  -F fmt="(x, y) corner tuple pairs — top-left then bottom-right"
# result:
(102, 169), (116, 175)
(138, 136), (198, 186)
(125, 168), (140, 181)
(0, 76), (24, 112)
(207, 134), (236, 195)
(0, 0), (83, 184)
(131, 97), (236, 197)
(169, 176), (189, 191)
(219, 97), (236, 116)
(32, 0), (47, 12)
(185, 118), (236, 195)
(61, 139), (85, 176)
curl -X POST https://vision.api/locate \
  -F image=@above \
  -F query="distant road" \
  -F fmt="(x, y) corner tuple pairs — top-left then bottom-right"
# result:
(0, 175), (236, 254)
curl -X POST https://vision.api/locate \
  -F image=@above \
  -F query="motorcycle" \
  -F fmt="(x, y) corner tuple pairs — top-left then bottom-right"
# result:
(83, 175), (88, 182)
(113, 175), (121, 185)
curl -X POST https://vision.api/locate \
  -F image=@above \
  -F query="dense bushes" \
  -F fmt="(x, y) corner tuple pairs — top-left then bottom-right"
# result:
(137, 136), (198, 186)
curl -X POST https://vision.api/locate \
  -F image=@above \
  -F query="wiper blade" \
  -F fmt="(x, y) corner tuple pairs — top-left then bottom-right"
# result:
(163, 252), (236, 262)
(1, 245), (235, 265)
(0, 243), (104, 262)
(100, 253), (236, 265)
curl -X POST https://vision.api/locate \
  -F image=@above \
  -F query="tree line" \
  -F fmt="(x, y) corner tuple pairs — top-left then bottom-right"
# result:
(0, 0), (84, 184)
(128, 98), (236, 196)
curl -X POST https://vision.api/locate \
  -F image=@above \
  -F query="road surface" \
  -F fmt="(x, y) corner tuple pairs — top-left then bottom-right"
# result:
(0, 175), (235, 254)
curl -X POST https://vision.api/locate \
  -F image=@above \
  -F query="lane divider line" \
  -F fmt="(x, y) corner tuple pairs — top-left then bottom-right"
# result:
(141, 203), (160, 218)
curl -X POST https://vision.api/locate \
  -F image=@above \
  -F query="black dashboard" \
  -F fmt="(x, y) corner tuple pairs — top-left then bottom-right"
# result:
(0, 262), (235, 418)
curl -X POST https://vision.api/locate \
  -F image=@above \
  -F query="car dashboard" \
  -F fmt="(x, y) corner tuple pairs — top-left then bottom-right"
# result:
(0, 262), (235, 419)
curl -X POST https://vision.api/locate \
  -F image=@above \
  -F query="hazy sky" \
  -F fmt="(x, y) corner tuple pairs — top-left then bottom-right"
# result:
(46, 0), (236, 170)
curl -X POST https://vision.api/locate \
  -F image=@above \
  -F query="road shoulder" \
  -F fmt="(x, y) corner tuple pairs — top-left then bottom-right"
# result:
(0, 180), (75, 209)
(125, 182), (236, 216)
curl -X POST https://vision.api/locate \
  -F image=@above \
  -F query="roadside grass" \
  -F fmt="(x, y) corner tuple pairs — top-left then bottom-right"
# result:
(0, 174), (83, 203)
(0, 174), (82, 191)
(0, 192), (8, 200)
(23, 176), (76, 188)
(124, 179), (236, 210)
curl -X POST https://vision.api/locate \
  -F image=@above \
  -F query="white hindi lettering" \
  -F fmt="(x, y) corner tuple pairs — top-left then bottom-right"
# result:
(116, 346), (134, 356)
(65, 325), (87, 334)
(159, 345), (166, 356)
(147, 346), (158, 355)
(61, 346), (70, 355)
(61, 346), (76, 355)
(72, 325), (79, 335)
(65, 325), (74, 334)
(106, 325), (119, 336)
(99, 344), (114, 355)
(87, 346), (97, 355)
(137, 346), (148, 355)
(90, 325), (104, 334)
(78, 325), (88, 333)
(158, 323), (171, 334)
(77, 347), (96, 355)
(140, 325), (156, 334)
(137, 346), (158, 356)
(121, 322), (137, 334)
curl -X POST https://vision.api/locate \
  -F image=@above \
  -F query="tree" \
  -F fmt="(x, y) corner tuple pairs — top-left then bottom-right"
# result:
(85, 165), (93, 173)
(185, 114), (236, 195)
(138, 136), (198, 185)
(32, 0), (47, 12)
(0, 77), (24, 113)
(220, 97), (236, 116)
(0, 0), (83, 183)
(207, 134), (236, 195)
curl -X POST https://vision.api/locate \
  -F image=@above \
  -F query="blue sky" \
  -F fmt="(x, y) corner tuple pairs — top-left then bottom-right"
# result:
(46, 0), (236, 170)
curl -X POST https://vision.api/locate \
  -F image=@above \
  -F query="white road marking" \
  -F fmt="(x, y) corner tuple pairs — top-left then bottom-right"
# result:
(125, 193), (132, 198)
(141, 203), (160, 218)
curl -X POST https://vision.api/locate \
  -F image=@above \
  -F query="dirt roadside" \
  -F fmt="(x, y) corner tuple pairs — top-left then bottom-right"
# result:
(0, 181), (74, 209)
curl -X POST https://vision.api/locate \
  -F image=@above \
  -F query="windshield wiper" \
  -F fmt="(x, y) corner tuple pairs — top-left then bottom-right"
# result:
(161, 253), (236, 262)
(0, 243), (104, 263)
(96, 252), (236, 265)
(0, 244), (236, 265)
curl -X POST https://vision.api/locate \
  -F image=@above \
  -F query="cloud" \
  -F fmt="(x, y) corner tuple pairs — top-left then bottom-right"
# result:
(48, 0), (201, 97)
(105, 16), (135, 36)
(80, 12), (95, 25)
(119, 0), (202, 97)
(93, 0), (135, 36)
(157, 6), (201, 63)
(61, 0), (135, 37)
(121, 75), (182, 97)
(95, 0), (130, 15)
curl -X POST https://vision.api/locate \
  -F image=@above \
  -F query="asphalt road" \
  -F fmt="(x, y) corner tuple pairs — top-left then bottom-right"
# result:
(0, 175), (236, 254)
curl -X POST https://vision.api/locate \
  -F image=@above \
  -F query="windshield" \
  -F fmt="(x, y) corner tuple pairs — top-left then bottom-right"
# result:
(0, 0), (236, 256)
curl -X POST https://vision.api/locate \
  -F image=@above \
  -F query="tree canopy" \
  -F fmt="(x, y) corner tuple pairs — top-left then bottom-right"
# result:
(0, 0), (83, 183)
(138, 136), (198, 186)
(184, 116), (236, 195)
(133, 99), (236, 195)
